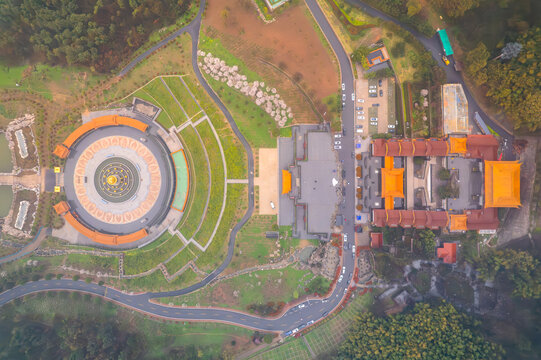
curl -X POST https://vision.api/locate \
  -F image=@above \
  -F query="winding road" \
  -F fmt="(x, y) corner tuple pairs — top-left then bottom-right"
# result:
(0, 0), (510, 334)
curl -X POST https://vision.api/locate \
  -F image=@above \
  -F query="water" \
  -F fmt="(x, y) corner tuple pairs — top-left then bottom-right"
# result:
(0, 185), (13, 217)
(0, 133), (13, 173)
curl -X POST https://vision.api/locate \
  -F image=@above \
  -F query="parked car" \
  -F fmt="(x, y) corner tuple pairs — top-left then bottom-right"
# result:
(368, 89), (377, 93)
(341, 169), (346, 178)
(352, 245), (356, 254)
(359, 116), (365, 120)
(298, 324), (307, 330)
(379, 90), (383, 97)
(369, 93), (377, 98)
(307, 320), (315, 326)
(357, 111), (364, 115)
(342, 83), (345, 90)
(388, 124), (396, 129)
(357, 98), (365, 103)
(356, 128), (363, 133)
(351, 93), (355, 101)
(270, 201), (275, 209)
(369, 85), (377, 89)
(322, 311), (328, 317)
(370, 117), (378, 121)
(298, 304), (306, 309)
(343, 233), (348, 242)
(378, 79), (382, 86)
(372, 103), (380, 107)
(342, 266), (346, 274)
(442, 55), (450, 65)
(342, 94), (346, 101)
(334, 133), (342, 138)
(370, 122), (377, 126)
(334, 145), (342, 150)
(355, 106), (363, 111)
(292, 328), (299, 334)
(357, 116), (363, 120)
(284, 330), (293, 337)
(338, 275), (343, 283)
(334, 140), (341, 145)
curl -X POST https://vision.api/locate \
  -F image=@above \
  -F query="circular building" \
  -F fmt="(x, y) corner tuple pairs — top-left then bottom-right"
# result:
(53, 115), (188, 248)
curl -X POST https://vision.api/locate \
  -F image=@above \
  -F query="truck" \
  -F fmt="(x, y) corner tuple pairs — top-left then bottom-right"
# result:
(437, 29), (454, 57)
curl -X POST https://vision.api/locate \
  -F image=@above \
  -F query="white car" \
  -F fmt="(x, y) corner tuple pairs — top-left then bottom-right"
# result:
(357, 111), (364, 115)
(357, 116), (363, 120)
(270, 201), (275, 209)
(342, 83), (345, 90)
(334, 133), (342, 138)
(357, 98), (364, 103)
(292, 328), (299, 334)
(334, 145), (342, 150)
(307, 320), (315, 326)
(342, 266), (346, 274)
(298, 304), (306, 309)
(338, 275), (343, 283)
(356, 128), (363, 133)
(342, 94), (346, 101)
(334, 140), (341, 145)
(352, 245), (356, 254)
(368, 89), (377, 93)
(343, 233), (348, 242)
(370, 122), (377, 126)
(351, 93), (355, 101)
(388, 124), (396, 129)
(359, 116), (365, 120)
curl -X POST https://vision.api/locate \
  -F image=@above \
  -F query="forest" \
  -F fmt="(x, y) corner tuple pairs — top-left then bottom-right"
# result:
(0, 0), (193, 72)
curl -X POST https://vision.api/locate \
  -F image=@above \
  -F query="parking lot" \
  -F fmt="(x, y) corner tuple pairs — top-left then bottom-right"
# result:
(353, 69), (395, 136)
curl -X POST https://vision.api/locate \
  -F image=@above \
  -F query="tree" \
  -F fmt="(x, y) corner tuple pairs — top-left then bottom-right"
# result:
(407, 0), (422, 16)
(415, 229), (436, 258)
(476, 249), (541, 299)
(339, 302), (504, 359)
(465, 42), (490, 85)
(351, 45), (371, 69)
(437, 167), (451, 180)
(431, 0), (480, 18)
(438, 184), (456, 199)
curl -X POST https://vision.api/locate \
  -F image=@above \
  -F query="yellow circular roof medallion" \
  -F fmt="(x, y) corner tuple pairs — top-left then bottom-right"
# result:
(106, 175), (118, 185)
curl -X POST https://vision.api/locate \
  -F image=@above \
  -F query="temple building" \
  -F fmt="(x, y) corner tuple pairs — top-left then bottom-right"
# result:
(355, 134), (520, 233)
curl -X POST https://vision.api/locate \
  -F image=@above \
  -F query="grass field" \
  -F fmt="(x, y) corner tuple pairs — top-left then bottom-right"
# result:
(158, 265), (329, 311)
(176, 126), (210, 238)
(194, 183), (247, 272)
(229, 215), (279, 271)
(198, 33), (280, 148)
(123, 232), (184, 275)
(64, 254), (119, 274)
(0, 62), (106, 101)
(102, 34), (193, 103)
(163, 76), (202, 119)
(142, 77), (188, 127)
(164, 243), (201, 275)
(194, 121), (225, 247)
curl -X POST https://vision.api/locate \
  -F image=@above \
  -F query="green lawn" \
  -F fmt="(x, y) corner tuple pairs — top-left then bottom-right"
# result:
(164, 243), (201, 275)
(198, 33), (279, 148)
(194, 121), (225, 247)
(142, 78), (187, 127)
(0, 62), (105, 100)
(230, 215), (278, 271)
(159, 265), (329, 311)
(132, 89), (175, 130)
(111, 267), (200, 292)
(64, 254), (119, 274)
(194, 183), (247, 272)
(163, 76), (202, 119)
(176, 126), (210, 239)
(123, 232), (184, 275)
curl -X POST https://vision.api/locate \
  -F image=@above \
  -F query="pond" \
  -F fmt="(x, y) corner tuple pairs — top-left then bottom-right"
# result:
(0, 133), (13, 173)
(0, 185), (13, 218)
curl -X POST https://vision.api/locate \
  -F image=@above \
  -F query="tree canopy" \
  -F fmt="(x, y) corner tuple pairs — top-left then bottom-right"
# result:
(476, 249), (541, 299)
(338, 302), (504, 360)
(430, 0), (480, 18)
(0, 0), (193, 72)
(464, 27), (541, 131)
